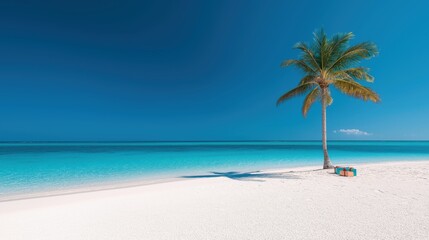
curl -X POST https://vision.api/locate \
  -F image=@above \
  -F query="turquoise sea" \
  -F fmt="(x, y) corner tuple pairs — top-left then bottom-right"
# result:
(1, 141), (429, 199)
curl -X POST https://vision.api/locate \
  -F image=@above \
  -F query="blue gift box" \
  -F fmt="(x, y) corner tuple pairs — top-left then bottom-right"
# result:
(335, 167), (357, 176)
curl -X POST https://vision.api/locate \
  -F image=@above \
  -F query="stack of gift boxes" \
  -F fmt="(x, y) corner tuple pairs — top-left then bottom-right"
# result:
(334, 166), (357, 177)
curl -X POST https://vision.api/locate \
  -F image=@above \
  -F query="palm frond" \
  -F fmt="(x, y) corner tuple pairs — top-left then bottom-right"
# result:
(294, 42), (321, 71)
(327, 32), (354, 66)
(281, 59), (316, 74)
(342, 67), (374, 82)
(277, 82), (317, 106)
(328, 42), (378, 71)
(299, 75), (316, 85)
(324, 89), (333, 105)
(302, 87), (320, 117)
(332, 79), (380, 102)
(312, 29), (329, 69)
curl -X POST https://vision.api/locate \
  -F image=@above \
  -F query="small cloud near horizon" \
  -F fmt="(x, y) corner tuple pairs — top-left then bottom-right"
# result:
(333, 129), (371, 136)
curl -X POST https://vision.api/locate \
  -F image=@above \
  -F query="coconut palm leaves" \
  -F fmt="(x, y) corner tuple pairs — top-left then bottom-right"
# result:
(277, 29), (380, 117)
(277, 29), (380, 169)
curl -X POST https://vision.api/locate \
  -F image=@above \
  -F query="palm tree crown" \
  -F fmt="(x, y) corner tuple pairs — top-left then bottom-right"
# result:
(277, 29), (380, 116)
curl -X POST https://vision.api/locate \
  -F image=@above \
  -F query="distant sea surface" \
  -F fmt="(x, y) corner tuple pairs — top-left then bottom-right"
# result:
(1, 141), (429, 198)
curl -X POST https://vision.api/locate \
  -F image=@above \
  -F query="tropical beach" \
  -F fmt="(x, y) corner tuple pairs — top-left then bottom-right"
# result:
(1, 161), (428, 240)
(2, 0), (429, 239)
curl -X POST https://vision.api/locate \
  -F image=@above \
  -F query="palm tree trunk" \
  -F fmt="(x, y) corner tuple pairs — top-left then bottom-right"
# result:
(322, 88), (333, 169)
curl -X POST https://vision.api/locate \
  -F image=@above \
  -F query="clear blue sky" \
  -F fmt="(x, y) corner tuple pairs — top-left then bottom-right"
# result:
(0, 0), (428, 141)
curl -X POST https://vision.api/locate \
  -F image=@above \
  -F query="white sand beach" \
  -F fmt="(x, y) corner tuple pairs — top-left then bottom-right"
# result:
(1, 161), (428, 240)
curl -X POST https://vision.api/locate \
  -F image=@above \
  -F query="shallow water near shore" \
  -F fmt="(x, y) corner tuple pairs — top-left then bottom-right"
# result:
(1, 141), (429, 198)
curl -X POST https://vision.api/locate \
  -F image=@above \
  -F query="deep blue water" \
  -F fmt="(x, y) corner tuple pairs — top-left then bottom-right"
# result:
(1, 141), (429, 198)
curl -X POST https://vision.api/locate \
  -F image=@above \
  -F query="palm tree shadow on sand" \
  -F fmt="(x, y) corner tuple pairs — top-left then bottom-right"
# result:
(181, 171), (301, 182)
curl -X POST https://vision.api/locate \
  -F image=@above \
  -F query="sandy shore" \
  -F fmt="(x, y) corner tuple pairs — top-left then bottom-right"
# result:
(1, 161), (428, 240)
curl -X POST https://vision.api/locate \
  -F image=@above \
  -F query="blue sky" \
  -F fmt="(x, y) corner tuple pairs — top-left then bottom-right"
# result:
(0, 0), (428, 141)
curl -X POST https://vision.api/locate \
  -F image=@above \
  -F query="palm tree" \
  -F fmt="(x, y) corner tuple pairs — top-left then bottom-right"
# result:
(277, 29), (380, 169)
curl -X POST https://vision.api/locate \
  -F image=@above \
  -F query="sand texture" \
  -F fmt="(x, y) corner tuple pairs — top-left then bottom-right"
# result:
(1, 161), (428, 240)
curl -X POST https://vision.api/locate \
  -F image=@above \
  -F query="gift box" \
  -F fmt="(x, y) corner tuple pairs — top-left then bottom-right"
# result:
(335, 166), (357, 176)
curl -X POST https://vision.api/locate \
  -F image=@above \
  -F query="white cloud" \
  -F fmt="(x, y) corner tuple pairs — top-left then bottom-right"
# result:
(333, 129), (371, 136)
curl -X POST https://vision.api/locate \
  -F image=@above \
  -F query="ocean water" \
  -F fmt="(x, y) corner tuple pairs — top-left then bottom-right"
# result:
(1, 141), (429, 198)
